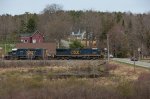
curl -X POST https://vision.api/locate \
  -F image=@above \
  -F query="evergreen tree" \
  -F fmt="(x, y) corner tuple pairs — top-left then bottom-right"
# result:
(20, 20), (27, 33)
(26, 17), (37, 33)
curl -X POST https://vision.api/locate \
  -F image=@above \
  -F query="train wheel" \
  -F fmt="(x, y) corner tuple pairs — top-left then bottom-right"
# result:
(92, 57), (96, 60)
(87, 57), (90, 60)
(66, 57), (69, 60)
(56, 57), (60, 60)
(61, 57), (65, 60)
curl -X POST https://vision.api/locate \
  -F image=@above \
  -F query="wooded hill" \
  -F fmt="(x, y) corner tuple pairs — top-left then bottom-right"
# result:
(0, 4), (150, 57)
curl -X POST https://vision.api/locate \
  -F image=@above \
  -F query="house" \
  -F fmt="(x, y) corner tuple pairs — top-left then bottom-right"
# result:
(18, 31), (57, 55)
(20, 31), (44, 43)
(69, 30), (97, 48)
(70, 30), (86, 40)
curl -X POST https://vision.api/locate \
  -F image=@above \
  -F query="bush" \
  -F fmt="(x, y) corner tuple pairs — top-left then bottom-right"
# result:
(69, 40), (84, 49)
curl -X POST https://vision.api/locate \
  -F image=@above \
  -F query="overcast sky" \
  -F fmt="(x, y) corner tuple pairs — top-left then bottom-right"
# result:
(0, 0), (150, 15)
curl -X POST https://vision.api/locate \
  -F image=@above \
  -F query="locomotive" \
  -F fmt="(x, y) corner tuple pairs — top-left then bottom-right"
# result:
(4, 48), (48, 60)
(55, 48), (101, 60)
(4, 48), (102, 60)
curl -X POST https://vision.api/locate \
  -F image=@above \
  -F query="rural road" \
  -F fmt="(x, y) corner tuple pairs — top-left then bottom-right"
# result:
(112, 58), (150, 68)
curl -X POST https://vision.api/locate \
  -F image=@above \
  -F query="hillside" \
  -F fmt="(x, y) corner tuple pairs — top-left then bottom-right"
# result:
(0, 4), (150, 57)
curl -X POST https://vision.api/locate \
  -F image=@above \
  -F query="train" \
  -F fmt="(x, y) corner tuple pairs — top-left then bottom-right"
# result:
(4, 48), (102, 60)
(4, 48), (48, 60)
(56, 48), (101, 60)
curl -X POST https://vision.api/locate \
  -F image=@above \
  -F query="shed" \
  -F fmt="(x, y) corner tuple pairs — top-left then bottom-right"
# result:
(15, 43), (56, 55)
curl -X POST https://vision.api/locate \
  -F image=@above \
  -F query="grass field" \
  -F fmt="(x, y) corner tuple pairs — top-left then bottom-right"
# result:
(0, 60), (150, 99)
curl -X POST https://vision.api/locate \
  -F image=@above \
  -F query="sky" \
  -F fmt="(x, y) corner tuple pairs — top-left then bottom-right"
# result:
(0, 0), (150, 15)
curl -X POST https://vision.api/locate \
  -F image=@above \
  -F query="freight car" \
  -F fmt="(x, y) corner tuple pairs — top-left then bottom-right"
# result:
(55, 48), (101, 60)
(5, 48), (48, 60)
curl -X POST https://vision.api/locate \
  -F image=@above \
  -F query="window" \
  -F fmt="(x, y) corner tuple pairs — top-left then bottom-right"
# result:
(24, 40), (28, 43)
(32, 39), (36, 43)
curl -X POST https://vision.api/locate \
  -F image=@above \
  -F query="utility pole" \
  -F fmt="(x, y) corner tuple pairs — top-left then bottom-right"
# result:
(104, 48), (107, 63)
(107, 34), (110, 62)
(138, 48), (141, 61)
(4, 44), (6, 54)
(141, 43), (144, 59)
(133, 50), (136, 72)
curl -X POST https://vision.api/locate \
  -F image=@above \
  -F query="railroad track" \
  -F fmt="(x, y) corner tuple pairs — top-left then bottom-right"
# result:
(0, 60), (104, 68)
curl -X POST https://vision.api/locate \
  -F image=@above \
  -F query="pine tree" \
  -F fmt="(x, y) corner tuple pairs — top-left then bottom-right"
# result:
(26, 17), (37, 33)
(20, 20), (27, 33)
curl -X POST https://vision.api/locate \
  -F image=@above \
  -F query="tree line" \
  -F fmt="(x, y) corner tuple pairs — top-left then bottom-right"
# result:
(0, 4), (150, 57)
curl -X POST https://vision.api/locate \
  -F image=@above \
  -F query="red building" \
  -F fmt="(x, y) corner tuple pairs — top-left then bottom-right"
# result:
(16, 43), (56, 55)
(20, 31), (44, 43)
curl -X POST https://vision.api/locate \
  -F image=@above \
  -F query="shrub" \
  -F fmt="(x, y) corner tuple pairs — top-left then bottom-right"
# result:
(69, 40), (84, 49)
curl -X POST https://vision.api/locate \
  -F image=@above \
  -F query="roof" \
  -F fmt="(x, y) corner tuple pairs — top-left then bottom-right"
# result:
(20, 33), (32, 37)
(20, 30), (44, 37)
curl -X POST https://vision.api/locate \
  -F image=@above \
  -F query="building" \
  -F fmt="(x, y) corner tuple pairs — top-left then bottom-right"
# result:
(81, 40), (97, 48)
(15, 43), (56, 55)
(17, 31), (57, 55)
(70, 30), (86, 40)
(69, 30), (97, 48)
(20, 31), (44, 43)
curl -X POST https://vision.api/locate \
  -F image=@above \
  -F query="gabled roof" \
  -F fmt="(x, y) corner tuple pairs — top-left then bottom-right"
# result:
(32, 30), (44, 37)
(20, 30), (44, 37)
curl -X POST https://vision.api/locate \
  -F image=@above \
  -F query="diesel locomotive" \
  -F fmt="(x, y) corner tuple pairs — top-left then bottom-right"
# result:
(4, 48), (48, 60)
(55, 48), (101, 60)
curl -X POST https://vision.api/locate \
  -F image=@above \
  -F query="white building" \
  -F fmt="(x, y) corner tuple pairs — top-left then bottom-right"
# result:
(71, 30), (86, 40)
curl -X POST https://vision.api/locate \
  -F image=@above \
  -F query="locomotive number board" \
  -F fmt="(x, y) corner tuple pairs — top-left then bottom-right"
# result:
(27, 51), (35, 56)
(71, 50), (80, 55)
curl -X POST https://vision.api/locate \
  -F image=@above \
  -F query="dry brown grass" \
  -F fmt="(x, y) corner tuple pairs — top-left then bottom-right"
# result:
(110, 61), (150, 80)
(0, 60), (150, 99)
